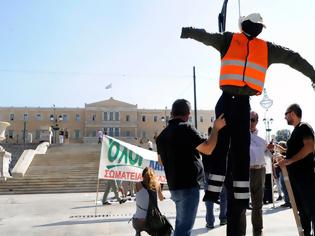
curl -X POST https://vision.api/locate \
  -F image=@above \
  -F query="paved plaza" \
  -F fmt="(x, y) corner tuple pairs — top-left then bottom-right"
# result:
(0, 191), (299, 236)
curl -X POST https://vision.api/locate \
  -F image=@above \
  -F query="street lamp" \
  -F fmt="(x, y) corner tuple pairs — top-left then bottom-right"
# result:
(260, 88), (273, 143)
(23, 113), (28, 145)
(50, 105), (63, 144)
(161, 106), (168, 128)
(260, 88), (276, 207)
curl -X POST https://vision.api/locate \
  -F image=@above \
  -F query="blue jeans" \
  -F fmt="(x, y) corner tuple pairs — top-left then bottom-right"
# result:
(280, 172), (290, 204)
(205, 185), (227, 226)
(170, 187), (200, 236)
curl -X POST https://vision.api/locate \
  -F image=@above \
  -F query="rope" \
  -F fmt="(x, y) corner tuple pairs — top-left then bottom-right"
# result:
(238, 0), (241, 17)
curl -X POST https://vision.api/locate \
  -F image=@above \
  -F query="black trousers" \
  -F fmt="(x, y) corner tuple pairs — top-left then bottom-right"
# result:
(226, 153), (247, 236)
(289, 169), (315, 236)
(203, 92), (250, 207)
(263, 173), (273, 204)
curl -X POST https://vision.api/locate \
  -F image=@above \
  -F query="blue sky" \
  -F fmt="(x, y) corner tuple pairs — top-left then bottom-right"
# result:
(1, 0), (315, 136)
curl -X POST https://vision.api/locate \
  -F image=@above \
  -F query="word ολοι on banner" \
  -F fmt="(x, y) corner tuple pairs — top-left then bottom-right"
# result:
(98, 135), (167, 184)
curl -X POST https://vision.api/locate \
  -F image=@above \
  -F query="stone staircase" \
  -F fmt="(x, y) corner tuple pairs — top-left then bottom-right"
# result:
(0, 143), (38, 171)
(0, 144), (107, 194)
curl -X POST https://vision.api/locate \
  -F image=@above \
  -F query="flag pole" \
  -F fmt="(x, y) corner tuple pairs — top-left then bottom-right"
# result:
(271, 158), (275, 208)
(280, 165), (304, 236)
(95, 177), (100, 216)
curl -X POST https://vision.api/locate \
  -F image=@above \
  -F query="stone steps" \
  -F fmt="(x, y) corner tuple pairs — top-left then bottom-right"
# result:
(0, 144), (110, 195)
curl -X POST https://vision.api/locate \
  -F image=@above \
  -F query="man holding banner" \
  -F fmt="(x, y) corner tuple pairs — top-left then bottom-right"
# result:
(156, 99), (226, 236)
(277, 104), (315, 236)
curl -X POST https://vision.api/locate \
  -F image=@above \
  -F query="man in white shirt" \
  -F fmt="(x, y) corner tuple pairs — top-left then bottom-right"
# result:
(97, 129), (103, 144)
(249, 111), (270, 236)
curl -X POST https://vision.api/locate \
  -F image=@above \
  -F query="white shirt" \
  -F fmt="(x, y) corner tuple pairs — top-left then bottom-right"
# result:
(250, 130), (267, 167)
(133, 187), (149, 219)
(147, 140), (153, 150)
(97, 130), (103, 138)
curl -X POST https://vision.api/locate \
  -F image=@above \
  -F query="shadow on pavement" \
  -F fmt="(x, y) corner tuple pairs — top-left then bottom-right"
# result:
(34, 217), (131, 227)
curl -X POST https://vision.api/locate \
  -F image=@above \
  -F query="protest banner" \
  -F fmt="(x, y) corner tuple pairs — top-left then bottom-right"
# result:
(98, 135), (166, 183)
(95, 135), (166, 215)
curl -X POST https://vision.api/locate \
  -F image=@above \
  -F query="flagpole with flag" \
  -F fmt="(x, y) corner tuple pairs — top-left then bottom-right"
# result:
(105, 83), (112, 89)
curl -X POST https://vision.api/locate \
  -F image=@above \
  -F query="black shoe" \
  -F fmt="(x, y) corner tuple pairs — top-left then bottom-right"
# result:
(119, 199), (127, 204)
(206, 224), (214, 229)
(280, 202), (291, 208)
(102, 201), (111, 205)
(220, 219), (227, 226)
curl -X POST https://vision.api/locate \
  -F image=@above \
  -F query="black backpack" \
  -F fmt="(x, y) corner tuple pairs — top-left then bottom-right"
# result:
(144, 185), (173, 236)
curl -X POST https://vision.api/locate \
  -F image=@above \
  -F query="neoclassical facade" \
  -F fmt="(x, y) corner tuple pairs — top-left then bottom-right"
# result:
(0, 98), (215, 145)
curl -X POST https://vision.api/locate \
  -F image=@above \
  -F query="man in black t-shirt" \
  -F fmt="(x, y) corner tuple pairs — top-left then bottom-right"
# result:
(277, 104), (315, 236)
(156, 99), (225, 236)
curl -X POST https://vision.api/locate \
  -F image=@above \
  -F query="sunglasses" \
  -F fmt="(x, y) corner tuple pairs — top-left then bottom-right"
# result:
(250, 118), (257, 122)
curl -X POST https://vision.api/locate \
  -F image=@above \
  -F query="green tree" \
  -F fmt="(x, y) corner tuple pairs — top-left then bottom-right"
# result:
(275, 129), (291, 142)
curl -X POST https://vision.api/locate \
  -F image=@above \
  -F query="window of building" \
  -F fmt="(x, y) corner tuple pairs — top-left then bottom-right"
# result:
(109, 112), (114, 121)
(189, 116), (193, 123)
(114, 128), (120, 137)
(153, 115), (158, 122)
(103, 111), (119, 121)
(141, 130), (146, 138)
(9, 113), (14, 121)
(200, 116), (204, 122)
(103, 112), (108, 121)
(92, 130), (96, 137)
(126, 115), (130, 122)
(211, 116), (215, 122)
(108, 127), (114, 137)
(23, 113), (29, 121)
(115, 112), (119, 121)
(75, 114), (80, 121)
(74, 130), (80, 139)
(125, 130), (130, 137)
(142, 115), (146, 122)
(62, 114), (68, 121)
(35, 113), (42, 121)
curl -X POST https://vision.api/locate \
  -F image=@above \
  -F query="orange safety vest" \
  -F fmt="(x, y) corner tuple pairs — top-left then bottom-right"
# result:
(220, 33), (268, 95)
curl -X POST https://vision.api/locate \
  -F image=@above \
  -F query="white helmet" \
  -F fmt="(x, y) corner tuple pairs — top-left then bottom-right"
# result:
(239, 13), (266, 31)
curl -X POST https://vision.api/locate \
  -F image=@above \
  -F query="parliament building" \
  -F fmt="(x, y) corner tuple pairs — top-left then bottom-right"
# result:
(0, 98), (215, 145)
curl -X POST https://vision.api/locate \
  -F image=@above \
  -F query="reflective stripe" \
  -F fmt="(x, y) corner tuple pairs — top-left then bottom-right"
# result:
(244, 76), (264, 87)
(246, 61), (267, 73)
(220, 74), (243, 81)
(221, 59), (245, 67)
(283, 176), (289, 181)
(220, 74), (264, 88)
(208, 173), (225, 182)
(234, 192), (250, 199)
(207, 185), (222, 193)
(221, 60), (267, 74)
(233, 181), (249, 188)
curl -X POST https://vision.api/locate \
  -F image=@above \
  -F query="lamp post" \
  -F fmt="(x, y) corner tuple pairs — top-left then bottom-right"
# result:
(161, 106), (168, 128)
(23, 113), (27, 145)
(260, 88), (275, 207)
(259, 88), (273, 143)
(50, 105), (63, 144)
